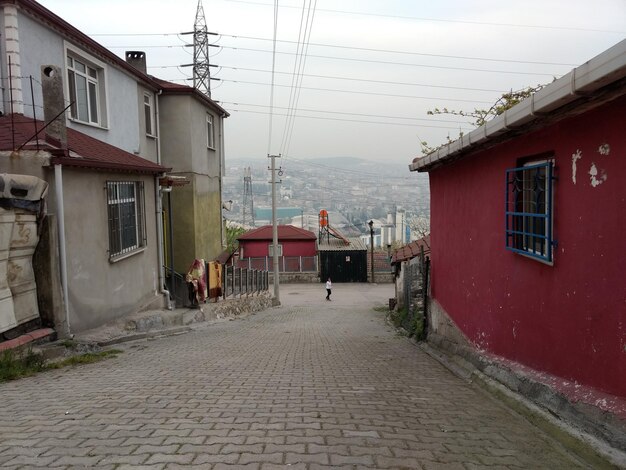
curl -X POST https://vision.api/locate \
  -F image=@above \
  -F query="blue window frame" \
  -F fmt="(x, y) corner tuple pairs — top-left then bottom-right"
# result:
(505, 161), (554, 262)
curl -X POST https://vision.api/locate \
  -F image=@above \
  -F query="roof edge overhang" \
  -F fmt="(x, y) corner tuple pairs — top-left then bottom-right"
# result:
(409, 39), (626, 173)
(157, 83), (230, 117)
(49, 155), (169, 175)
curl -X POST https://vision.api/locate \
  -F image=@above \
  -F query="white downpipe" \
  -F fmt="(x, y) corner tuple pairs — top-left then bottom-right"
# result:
(154, 89), (172, 309)
(155, 180), (172, 310)
(219, 113), (226, 248)
(54, 164), (70, 334)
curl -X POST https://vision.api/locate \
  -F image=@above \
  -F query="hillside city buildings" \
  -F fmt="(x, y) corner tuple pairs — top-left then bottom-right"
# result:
(223, 157), (430, 247)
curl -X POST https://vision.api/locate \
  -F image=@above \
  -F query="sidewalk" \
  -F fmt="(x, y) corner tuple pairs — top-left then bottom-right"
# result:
(75, 292), (274, 346)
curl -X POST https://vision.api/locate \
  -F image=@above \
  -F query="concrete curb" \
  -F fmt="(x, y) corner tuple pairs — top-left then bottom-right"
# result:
(418, 341), (626, 469)
(96, 326), (193, 347)
(0, 328), (56, 351)
(70, 293), (274, 347)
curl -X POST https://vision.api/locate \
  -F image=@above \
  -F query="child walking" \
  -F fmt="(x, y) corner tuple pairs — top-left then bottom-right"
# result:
(325, 278), (332, 301)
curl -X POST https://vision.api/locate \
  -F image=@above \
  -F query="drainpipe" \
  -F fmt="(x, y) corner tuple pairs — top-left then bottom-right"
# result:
(219, 112), (226, 248)
(155, 180), (172, 310)
(154, 89), (172, 309)
(54, 163), (70, 335)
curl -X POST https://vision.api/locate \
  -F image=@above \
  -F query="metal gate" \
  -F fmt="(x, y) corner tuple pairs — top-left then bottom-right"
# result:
(401, 251), (430, 339)
(319, 250), (367, 283)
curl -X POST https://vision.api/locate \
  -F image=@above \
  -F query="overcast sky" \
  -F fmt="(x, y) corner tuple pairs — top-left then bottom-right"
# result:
(38, 0), (626, 164)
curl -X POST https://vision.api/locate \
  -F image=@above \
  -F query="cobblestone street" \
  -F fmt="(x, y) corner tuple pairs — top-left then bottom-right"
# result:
(0, 283), (585, 469)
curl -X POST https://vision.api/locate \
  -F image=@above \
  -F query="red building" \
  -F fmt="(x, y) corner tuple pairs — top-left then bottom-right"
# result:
(237, 225), (317, 272)
(410, 42), (625, 413)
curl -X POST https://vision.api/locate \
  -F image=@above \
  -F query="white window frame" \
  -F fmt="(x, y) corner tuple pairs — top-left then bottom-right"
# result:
(268, 244), (283, 257)
(64, 44), (108, 128)
(106, 181), (146, 260)
(207, 113), (215, 149)
(143, 92), (156, 137)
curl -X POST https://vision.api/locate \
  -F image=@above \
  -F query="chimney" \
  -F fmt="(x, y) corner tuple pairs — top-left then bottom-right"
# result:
(125, 51), (147, 74)
(41, 65), (67, 146)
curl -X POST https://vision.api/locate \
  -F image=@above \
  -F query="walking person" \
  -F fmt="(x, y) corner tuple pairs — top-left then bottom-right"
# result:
(325, 278), (332, 301)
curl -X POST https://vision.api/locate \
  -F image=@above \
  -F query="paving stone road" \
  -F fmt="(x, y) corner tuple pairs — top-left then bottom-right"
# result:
(0, 283), (586, 469)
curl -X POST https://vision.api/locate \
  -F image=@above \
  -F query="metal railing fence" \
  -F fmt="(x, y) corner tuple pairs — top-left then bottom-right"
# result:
(222, 265), (269, 298)
(401, 248), (430, 339)
(165, 263), (269, 307)
(237, 256), (318, 273)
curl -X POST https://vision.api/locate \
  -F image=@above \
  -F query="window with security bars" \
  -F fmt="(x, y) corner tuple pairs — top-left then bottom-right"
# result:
(106, 181), (146, 259)
(505, 161), (554, 262)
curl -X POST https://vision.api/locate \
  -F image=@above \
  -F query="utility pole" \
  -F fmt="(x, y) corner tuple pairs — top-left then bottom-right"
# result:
(269, 154), (281, 305)
(368, 220), (375, 283)
(242, 167), (254, 227)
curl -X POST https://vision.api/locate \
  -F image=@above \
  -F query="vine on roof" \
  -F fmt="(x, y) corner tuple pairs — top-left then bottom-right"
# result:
(419, 83), (550, 156)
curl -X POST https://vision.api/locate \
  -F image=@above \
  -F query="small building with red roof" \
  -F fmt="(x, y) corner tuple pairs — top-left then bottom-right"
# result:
(237, 225), (317, 273)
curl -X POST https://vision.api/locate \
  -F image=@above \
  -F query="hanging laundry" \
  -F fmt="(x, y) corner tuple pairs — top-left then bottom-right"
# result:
(186, 259), (207, 305)
(207, 261), (222, 300)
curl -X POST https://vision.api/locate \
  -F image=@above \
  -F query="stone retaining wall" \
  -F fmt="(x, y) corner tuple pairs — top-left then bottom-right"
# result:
(269, 273), (319, 284)
(203, 292), (274, 319)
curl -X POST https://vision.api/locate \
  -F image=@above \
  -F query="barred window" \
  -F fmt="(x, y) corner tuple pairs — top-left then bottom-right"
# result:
(106, 181), (146, 259)
(505, 161), (555, 263)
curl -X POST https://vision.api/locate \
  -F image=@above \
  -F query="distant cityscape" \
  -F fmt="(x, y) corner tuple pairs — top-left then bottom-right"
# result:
(223, 157), (430, 246)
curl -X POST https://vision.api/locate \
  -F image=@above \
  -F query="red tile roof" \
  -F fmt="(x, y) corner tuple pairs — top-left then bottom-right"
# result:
(0, 114), (169, 174)
(238, 225), (317, 241)
(391, 235), (430, 264)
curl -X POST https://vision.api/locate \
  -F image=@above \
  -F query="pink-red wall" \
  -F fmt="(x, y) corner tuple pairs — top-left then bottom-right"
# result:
(429, 94), (626, 397)
(240, 239), (317, 258)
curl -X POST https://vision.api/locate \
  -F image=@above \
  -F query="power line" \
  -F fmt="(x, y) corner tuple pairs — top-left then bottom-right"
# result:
(218, 79), (496, 104)
(266, 0), (279, 154)
(210, 65), (506, 93)
(222, 0), (626, 34)
(226, 108), (474, 130)
(91, 31), (579, 67)
(279, 0), (313, 156)
(281, 0), (318, 157)
(216, 45), (562, 77)
(103, 44), (562, 77)
(148, 63), (510, 93)
(217, 34), (580, 67)
(221, 101), (470, 124)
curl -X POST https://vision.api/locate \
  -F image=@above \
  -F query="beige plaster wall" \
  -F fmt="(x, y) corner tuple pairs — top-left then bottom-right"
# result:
(158, 95), (193, 172)
(159, 93), (225, 274)
(168, 173), (223, 273)
(61, 168), (162, 332)
(1, 153), (163, 332)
